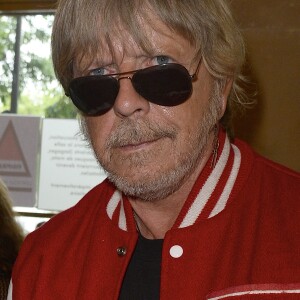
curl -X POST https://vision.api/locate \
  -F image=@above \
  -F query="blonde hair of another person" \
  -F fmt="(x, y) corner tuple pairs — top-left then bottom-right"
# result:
(0, 179), (24, 299)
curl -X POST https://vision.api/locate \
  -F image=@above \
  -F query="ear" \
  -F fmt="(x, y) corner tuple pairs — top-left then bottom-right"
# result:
(219, 77), (233, 118)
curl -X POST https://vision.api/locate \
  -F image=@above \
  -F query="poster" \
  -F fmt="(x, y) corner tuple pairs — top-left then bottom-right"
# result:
(0, 114), (41, 207)
(37, 118), (106, 211)
(0, 115), (107, 211)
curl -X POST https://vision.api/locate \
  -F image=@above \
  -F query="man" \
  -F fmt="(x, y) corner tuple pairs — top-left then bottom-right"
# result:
(10, 0), (300, 299)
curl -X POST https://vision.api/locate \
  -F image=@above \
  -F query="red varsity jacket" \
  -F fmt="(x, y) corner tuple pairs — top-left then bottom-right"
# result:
(11, 133), (300, 299)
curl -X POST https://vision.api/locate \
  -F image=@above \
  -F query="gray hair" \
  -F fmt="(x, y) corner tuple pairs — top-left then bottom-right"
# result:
(52, 0), (249, 130)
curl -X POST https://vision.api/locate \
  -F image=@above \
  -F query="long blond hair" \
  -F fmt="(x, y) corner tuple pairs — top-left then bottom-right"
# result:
(0, 179), (24, 277)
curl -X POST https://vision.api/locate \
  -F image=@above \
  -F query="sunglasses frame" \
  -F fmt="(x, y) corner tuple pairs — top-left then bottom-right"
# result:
(67, 57), (202, 116)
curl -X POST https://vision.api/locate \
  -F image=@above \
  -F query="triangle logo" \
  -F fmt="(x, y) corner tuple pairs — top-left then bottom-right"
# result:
(0, 120), (31, 177)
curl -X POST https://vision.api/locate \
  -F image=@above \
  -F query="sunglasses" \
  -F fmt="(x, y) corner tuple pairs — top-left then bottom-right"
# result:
(67, 58), (202, 116)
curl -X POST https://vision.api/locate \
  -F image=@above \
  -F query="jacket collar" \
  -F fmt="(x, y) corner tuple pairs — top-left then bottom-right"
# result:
(106, 129), (241, 231)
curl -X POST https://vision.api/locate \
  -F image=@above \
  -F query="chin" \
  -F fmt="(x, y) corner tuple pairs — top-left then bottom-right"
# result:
(106, 163), (191, 202)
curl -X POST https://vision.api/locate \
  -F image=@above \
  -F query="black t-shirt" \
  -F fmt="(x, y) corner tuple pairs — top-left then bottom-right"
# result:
(119, 234), (163, 300)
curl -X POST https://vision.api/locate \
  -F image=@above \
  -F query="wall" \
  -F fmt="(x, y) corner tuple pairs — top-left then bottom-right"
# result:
(231, 1), (300, 171)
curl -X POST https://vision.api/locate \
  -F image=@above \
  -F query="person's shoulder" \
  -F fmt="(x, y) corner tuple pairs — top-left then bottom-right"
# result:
(235, 137), (300, 182)
(12, 179), (115, 281)
(234, 139), (299, 241)
(233, 138), (300, 209)
(254, 151), (300, 185)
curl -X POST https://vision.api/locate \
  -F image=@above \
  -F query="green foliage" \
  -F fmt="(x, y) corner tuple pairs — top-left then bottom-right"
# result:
(0, 16), (16, 108)
(23, 16), (50, 43)
(45, 97), (78, 119)
(0, 14), (76, 119)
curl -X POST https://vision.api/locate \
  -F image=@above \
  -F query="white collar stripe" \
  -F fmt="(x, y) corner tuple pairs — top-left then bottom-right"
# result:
(118, 197), (127, 231)
(106, 134), (242, 231)
(209, 144), (241, 218)
(208, 289), (300, 300)
(179, 135), (231, 228)
(106, 190), (122, 219)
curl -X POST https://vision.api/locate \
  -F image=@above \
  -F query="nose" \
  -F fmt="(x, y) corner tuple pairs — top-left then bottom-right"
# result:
(113, 76), (150, 118)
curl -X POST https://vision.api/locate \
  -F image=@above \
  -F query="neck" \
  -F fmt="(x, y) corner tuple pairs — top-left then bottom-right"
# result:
(131, 196), (184, 239)
(129, 132), (215, 239)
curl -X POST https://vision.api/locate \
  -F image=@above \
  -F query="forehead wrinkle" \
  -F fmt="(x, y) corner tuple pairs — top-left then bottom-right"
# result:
(75, 6), (193, 73)
(107, 34), (147, 64)
(106, 17), (189, 61)
(102, 5), (177, 58)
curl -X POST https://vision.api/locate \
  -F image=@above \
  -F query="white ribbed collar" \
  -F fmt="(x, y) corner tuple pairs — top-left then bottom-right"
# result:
(106, 133), (241, 231)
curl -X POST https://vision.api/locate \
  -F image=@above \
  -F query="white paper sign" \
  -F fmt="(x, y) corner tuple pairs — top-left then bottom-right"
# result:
(0, 114), (41, 207)
(38, 118), (106, 211)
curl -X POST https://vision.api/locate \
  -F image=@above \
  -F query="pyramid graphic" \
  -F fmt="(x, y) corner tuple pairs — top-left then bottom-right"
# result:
(0, 120), (31, 177)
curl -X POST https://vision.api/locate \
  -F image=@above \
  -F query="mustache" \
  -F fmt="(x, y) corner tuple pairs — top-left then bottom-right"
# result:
(106, 119), (177, 148)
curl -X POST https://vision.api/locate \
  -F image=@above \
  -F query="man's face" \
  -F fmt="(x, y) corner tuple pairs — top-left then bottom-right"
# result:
(79, 16), (226, 201)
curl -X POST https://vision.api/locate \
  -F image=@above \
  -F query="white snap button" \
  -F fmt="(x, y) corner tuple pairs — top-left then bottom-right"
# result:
(169, 245), (183, 258)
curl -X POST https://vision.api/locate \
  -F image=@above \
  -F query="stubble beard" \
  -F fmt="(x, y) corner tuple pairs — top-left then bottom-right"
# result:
(80, 85), (221, 202)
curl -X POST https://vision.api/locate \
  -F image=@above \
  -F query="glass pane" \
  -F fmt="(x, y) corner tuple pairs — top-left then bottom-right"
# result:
(0, 14), (77, 118)
(0, 15), (15, 112)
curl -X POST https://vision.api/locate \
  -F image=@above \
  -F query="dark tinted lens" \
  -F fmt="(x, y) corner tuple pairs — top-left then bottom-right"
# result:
(68, 76), (119, 115)
(132, 64), (192, 106)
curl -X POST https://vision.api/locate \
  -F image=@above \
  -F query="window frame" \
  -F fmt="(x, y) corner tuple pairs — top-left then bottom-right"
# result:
(0, 1), (56, 13)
